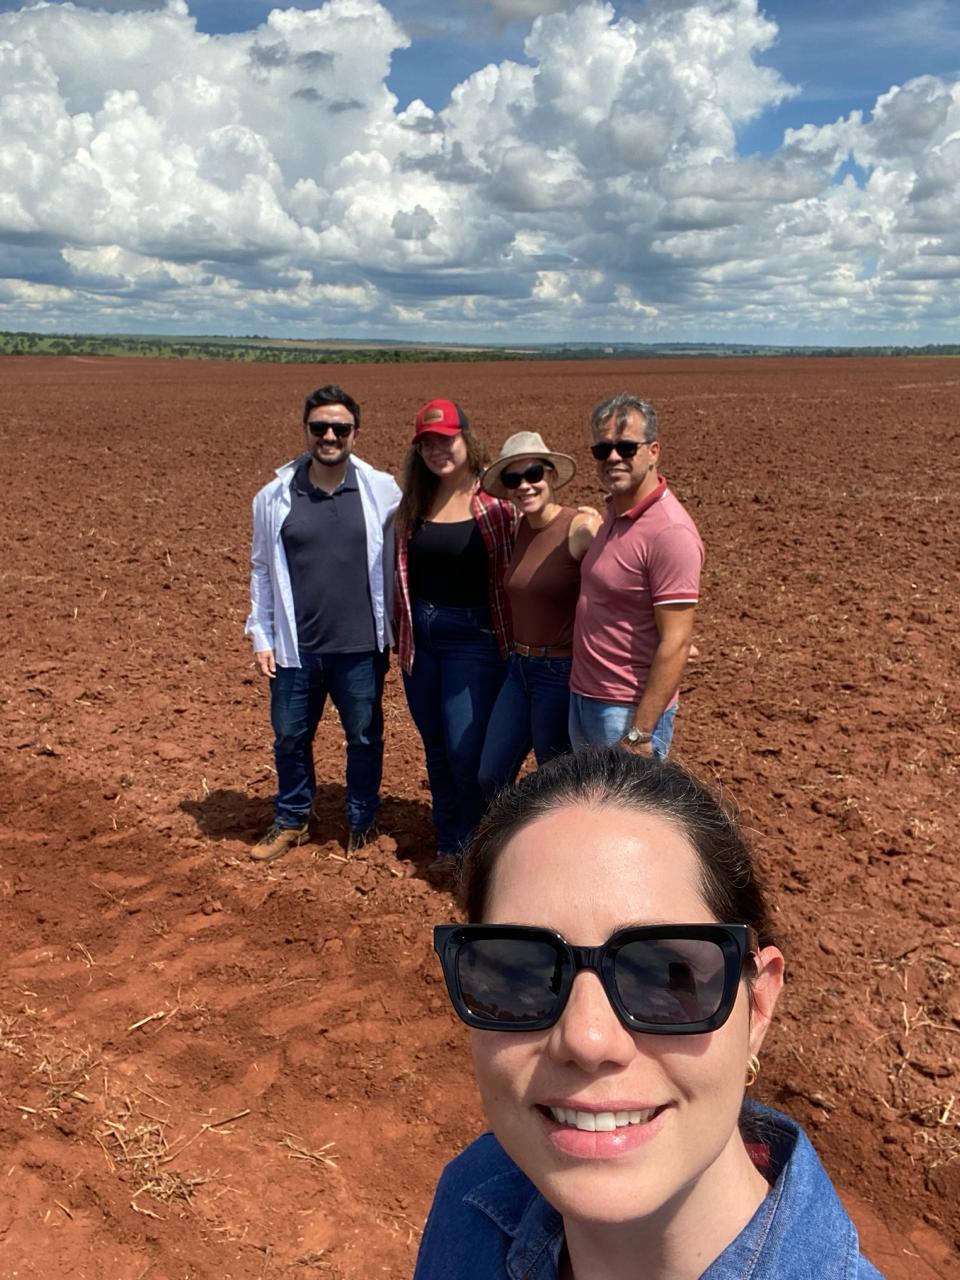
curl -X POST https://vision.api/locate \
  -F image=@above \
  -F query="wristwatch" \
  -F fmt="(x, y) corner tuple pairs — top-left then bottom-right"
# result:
(624, 728), (653, 744)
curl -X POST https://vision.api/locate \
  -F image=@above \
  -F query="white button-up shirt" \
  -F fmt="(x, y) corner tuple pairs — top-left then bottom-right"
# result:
(244, 454), (401, 668)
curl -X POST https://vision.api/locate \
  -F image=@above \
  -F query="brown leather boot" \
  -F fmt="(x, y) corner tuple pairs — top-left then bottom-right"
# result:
(250, 820), (308, 863)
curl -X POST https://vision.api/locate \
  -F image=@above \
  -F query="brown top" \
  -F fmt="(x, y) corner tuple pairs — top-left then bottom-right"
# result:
(503, 508), (581, 649)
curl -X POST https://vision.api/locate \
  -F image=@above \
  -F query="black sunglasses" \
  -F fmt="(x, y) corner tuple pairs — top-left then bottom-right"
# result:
(590, 439), (646, 462)
(501, 462), (554, 489)
(308, 420), (354, 438)
(434, 923), (757, 1035)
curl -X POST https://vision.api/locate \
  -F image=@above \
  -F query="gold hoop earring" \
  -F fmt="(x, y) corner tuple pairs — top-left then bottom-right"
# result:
(745, 1054), (760, 1088)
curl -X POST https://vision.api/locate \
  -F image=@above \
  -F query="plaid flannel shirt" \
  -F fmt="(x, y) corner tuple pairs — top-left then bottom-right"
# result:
(395, 488), (518, 675)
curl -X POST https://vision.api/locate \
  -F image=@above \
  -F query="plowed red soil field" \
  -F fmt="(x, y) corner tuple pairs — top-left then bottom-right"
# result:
(1, 355), (958, 1279)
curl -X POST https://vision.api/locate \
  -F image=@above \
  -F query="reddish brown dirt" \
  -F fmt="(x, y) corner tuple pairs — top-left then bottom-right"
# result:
(1, 355), (957, 1280)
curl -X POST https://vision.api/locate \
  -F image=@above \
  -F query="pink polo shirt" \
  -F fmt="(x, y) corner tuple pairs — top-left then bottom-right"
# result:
(571, 476), (704, 704)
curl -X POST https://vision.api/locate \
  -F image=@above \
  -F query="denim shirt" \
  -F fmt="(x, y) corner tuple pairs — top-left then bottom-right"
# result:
(413, 1102), (885, 1280)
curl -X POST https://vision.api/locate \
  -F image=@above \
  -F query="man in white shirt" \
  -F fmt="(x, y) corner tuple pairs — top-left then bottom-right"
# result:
(245, 385), (401, 863)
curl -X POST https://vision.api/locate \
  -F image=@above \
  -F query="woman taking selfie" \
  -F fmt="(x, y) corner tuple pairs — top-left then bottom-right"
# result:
(416, 750), (882, 1279)
(478, 432), (600, 798)
(395, 400), (517, 864)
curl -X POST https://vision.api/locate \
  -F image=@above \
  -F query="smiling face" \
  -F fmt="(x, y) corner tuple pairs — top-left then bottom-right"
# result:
(417, 430), (470, 480)
(304, 403), (357, 469)
(469, 801), (783, 1230)
(502, 455), (557, 518)
(592, 408), (659, 509)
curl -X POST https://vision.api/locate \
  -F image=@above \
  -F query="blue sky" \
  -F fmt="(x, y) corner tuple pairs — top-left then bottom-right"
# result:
(741, 1), (960, 148)
(1, 0), (958, 342)
(117, 0), (960, 147)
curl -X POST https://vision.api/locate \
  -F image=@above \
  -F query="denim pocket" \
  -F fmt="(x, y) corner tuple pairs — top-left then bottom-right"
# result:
(545, 657), (573, 676)
(461, 607), (496, 638)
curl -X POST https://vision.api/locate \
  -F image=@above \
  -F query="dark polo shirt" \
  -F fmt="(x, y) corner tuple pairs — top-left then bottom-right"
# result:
(280, 459), (376, 654)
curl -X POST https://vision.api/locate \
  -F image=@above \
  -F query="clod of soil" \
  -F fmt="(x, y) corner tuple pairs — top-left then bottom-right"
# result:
(1, 355), (958, 1279)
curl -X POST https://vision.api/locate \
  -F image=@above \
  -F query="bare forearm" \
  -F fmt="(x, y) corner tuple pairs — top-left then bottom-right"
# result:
(632, 640), (691, 732)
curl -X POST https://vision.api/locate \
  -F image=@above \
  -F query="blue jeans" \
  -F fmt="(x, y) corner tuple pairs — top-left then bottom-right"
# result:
(270, 649), (387, 832)
(402, 599), (506, 853)
(479, 654), (572, 801)
(568, 693), (677, 759)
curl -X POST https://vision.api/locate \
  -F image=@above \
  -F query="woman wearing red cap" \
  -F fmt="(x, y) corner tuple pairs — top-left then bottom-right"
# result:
(396, 400), (518, 868)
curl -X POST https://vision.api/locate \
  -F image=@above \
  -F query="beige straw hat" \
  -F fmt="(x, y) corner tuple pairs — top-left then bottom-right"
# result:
(481, 431), (577, 499)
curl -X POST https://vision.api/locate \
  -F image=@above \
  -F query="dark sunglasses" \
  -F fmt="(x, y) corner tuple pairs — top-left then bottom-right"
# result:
(501, 462), (554, 489)
(590, 438), (646, 462)
(308, 420), (354, 438)
(434, 923), (757, 1035)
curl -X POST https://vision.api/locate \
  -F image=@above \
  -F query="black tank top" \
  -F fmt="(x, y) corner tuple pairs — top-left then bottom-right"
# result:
(408, 518), (490, 608)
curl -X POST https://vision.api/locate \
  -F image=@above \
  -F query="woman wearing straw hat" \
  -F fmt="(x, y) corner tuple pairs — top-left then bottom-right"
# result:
(478, 431), (600, 799)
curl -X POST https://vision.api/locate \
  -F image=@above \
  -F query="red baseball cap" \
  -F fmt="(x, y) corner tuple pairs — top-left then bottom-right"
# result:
(412, 399), (469, 443)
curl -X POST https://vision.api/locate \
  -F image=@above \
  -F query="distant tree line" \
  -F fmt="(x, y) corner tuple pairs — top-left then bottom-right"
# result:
(1, 330), (958, 362)
(541, 343), (960, 359)
(0, 331), (527, 363)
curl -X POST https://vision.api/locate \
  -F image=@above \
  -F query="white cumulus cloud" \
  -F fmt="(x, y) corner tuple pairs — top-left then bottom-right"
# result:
(0, 0), (957, 341)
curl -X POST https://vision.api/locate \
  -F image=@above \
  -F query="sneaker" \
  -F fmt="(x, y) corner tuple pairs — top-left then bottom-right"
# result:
(250, 820), (309, 863)
(346, 825), (379, 855)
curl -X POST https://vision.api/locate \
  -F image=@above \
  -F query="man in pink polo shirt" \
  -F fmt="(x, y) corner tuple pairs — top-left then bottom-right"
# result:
(570, 393), (703, 757)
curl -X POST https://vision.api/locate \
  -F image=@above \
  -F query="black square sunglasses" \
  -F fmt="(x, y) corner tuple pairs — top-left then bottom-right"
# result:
(308, 420), (354, 438)
(590, 439), (646, 462)
(434, 923), (758, 1035)
(501, 462), (554, 489)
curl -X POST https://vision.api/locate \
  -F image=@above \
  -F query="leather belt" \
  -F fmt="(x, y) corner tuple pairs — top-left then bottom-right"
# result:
(512, 641), (573, 658)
